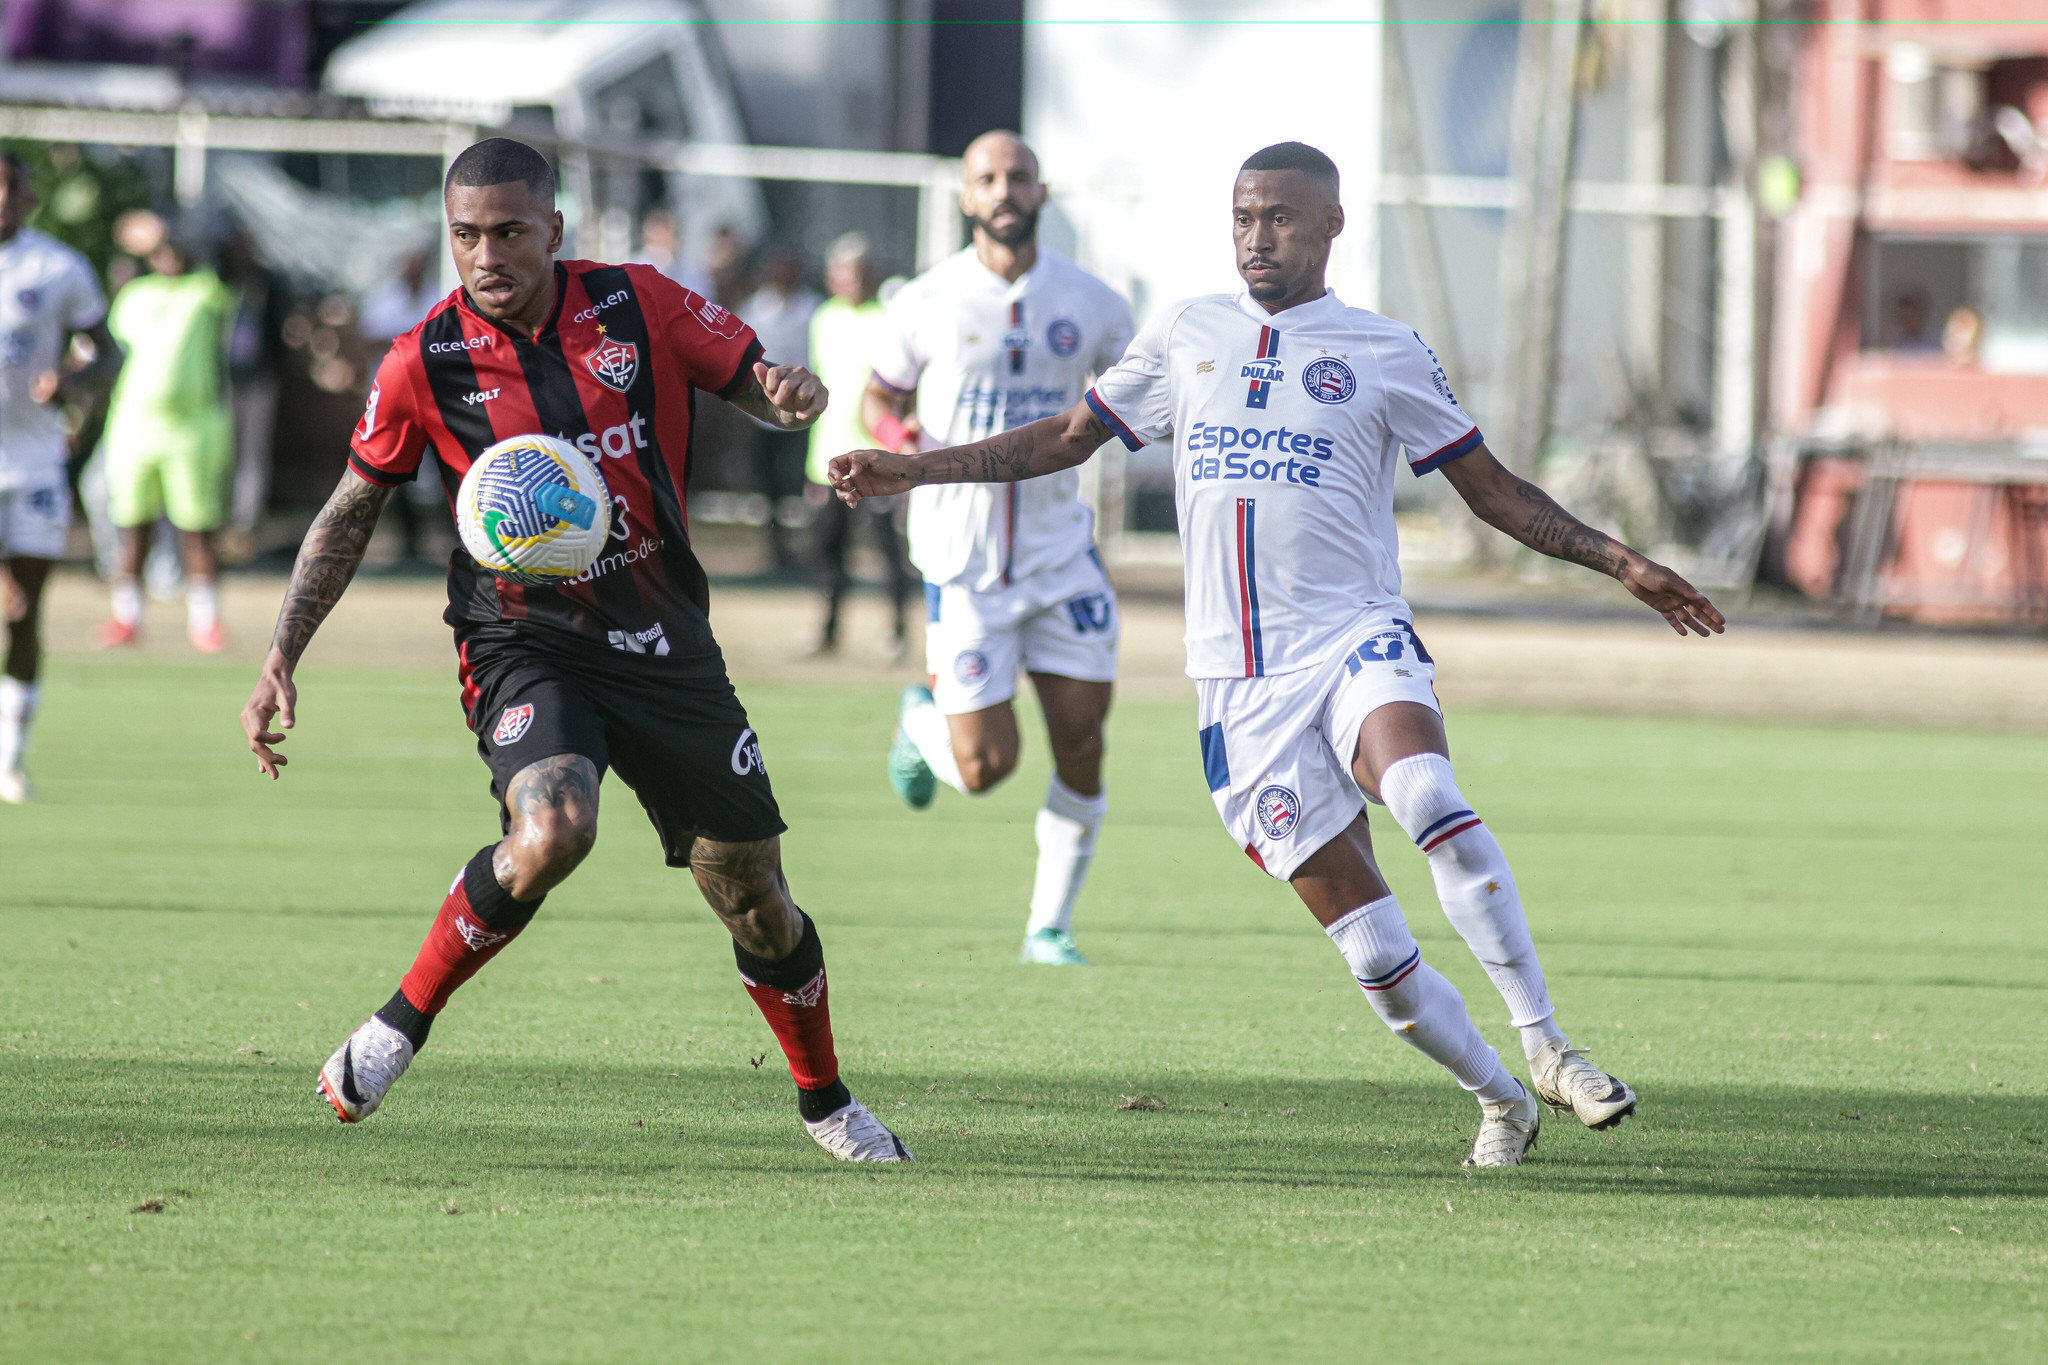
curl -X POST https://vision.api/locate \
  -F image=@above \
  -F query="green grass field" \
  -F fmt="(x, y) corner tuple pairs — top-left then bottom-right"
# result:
(3, 654), (2044, 1363)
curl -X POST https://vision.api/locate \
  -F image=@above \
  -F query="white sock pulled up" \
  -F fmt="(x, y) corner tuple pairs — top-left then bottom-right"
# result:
(1324, 895), (1520, 1104)
(186, 576), (219, 632)
(111, 576), (143, 628)
(0, 676), (38, 775)
(1379, 753), (1564, 1059)
(901, 689), (971, 795)
(1026, 775), (1106, 935)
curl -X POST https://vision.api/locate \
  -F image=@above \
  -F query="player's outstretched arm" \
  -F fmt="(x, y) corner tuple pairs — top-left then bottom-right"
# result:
(1442, 443), (1726, 638)
(827, 401), (1112, 506)
(727, 359), (827, 431)
(239, 470), (393, 778)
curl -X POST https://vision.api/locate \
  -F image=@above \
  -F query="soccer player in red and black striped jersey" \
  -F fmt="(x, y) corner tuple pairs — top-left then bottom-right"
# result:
(237, 138), (910, 1162)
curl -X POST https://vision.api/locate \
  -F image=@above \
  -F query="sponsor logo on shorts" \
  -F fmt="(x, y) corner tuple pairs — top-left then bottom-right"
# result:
(605, 621), (670, 656)
(1302, 356), (1356, 405)
(454, 915), (508, 951)
(1046, 317), (1081, 358)
(953, 649), (990, 685)
(1254, 783), (1301, 841)
(1066, 592), (1114, 634)
(493, 703), (534, 745)
(731, 726), (766, 776)
(781, 968), (825, 1008)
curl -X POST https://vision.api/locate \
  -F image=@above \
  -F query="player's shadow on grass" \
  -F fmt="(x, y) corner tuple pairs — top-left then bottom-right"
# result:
(10, 1058), (2043, 1202)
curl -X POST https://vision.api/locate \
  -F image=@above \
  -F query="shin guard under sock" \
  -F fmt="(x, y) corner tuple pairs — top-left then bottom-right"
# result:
(385, 845), (544, 1041)
(1324, 895), (1518, 1103)
(1379, 753), (1556, 1033)
(734, 910), (846, 1116)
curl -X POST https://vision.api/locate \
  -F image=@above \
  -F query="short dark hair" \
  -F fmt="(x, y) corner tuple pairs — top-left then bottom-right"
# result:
(1240, 141), (1339, 187)
(445, 137), (555, 201)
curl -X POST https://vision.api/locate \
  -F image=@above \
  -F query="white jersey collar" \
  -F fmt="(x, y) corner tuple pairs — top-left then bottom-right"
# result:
(1234, 286), (1343, 328)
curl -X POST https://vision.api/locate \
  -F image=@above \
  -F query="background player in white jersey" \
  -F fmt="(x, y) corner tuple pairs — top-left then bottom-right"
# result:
(832, 142), (1725, 1168)
(0, 155), (121, 803)
(862, 132), (1135, 966)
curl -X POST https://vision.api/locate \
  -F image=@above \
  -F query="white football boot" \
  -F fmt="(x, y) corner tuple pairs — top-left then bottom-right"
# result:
(1531, 1040), (1638, 1131)
(0, 769), (31, 804)
(315, 1016), (415, 1123)
(804, 1097), (913, 1162)
(1463, 1086), (1541, 1168)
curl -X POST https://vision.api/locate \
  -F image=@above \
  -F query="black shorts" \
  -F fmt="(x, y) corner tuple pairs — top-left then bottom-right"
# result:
(456, 625), (786, 865)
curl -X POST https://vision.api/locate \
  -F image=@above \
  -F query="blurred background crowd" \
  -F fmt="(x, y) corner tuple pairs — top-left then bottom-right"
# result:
(2, 0), (2045, 642)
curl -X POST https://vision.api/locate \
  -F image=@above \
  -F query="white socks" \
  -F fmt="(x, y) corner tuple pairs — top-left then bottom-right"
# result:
(1324, 896), (1520, 1104)
(901, 691), (969, 794)
(111, 576), (143, 628)
(187, 576), (219, 632)
(1026, 775), (1106, 935)
(0, 676), (37, 775)
(1379, 753), (1567, 1061)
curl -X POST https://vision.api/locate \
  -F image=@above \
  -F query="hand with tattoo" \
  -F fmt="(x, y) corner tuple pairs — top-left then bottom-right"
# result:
(828, 401), (1112, 507)
(729, 360), (827, 431)
(240, 470), (393, 777)
(1442, 443), (1726, 638)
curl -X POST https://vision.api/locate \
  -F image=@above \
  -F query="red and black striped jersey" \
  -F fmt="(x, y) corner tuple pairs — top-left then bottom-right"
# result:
(348, 259), (763, 663)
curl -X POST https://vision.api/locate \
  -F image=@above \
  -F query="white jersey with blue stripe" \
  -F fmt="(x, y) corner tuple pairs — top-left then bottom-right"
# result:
(871, 247), (1135, 592)
(1086, 288), (1480, 680)
(0, 227), (106, 483)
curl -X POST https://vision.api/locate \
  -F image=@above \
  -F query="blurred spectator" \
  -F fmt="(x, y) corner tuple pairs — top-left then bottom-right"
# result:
(219, 227), (290, 563)
(361, 249), (451, 568)
(1942, 305), (1982, 366)
(0, 152), (119, 803)
(1888, 289), (1941, 352)
(634, 207), (713, 297)
(706, 224), (749, 308)
(95, 232), (235, 653)
(805, 233), (910, 658)
(743, 246), (821, 571)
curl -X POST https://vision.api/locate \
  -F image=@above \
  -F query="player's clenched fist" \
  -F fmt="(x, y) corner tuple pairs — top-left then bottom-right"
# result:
(827, 448), (918, 506)
(753, 360), (826, 425)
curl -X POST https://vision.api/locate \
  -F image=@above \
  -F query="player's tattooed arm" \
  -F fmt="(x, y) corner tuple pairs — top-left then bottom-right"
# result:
(1443, 442), (1726, 638)
(240, 471), (392, 778)
(270, 470), (392, 665)
(728, 360), (827, 431)
(826, 400), (1113, 504)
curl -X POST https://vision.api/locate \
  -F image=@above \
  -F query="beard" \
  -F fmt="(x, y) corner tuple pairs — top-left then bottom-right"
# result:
(1240, 257), (1290, 301)
(972, 204), (1039, 248)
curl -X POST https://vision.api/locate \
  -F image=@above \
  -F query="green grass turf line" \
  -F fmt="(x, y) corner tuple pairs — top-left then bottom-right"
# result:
(3, 660), (2044, 1363)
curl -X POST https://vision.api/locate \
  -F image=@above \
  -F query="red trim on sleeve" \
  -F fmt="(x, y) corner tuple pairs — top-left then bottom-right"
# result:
(1085, 387), (1144, 451)
(1409, 425), (1483, 475)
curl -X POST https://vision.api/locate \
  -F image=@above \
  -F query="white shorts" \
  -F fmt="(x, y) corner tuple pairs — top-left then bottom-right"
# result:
(1195, 603), (1441, 881)
(0, 467), (71, 559)
(925, 551), (1119, 713)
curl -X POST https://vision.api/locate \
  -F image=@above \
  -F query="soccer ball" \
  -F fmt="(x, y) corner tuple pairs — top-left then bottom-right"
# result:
(456, 434), (611, 586)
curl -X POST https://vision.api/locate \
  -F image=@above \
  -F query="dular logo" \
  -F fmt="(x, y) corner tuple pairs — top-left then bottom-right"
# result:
(454, 915), (508, 951)
(730, 726), (767, 776)
(780, 968), (826, 1008)
(462, 387), (500, 406)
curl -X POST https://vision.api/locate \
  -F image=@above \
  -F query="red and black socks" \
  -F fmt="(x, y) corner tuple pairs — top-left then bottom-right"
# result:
(375, 845), (545, 1050)
(734, 910), (849, 1121)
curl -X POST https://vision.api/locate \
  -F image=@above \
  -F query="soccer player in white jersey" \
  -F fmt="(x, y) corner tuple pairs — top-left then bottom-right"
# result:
(862, 132), (1136, 967)
(0, 155), (121, 804)
(832, 142), (1726, 1167)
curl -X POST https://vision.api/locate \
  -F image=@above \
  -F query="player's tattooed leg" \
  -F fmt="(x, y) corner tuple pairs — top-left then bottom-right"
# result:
(499, 753), (599, 899)
(688, 835), (803, 959)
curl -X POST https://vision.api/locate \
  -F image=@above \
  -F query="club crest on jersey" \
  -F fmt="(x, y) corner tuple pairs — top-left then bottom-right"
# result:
(493, 703), (535, 745)
(584, 336), (639, 392)
(1046, 317), (1081, 358)
(1243, 326), (1282, 409)
(954, 649), (990, 685)
(16, 288), (38, 310)
(1254, 783), (1301, 840)
(1303, 357), (1356, 405)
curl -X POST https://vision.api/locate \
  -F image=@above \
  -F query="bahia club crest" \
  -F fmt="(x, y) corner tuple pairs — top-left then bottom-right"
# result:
(584, 326), (639, 392)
